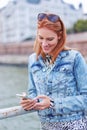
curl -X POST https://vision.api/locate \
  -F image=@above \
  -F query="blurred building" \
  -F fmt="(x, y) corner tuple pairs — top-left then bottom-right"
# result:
(83, 13), (87, 20)
(0, 0), (83, 43)
(0, 11), (2, 42)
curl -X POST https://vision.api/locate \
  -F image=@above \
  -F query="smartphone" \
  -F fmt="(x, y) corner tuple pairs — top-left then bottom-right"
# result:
(16, 93), (27, 99)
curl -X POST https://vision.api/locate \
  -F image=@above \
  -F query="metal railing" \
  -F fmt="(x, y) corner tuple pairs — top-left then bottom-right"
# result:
(0, 106), (35, 120)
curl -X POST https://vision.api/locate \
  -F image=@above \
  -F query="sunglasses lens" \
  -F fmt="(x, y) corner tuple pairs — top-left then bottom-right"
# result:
(38, 13), (46, 21)
(48, 15), (59, 22)
(38, 13), (60, 23)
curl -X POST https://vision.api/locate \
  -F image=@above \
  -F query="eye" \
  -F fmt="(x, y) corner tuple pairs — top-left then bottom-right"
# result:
(38, 36), (43, 40)
(47, 37), (54, 41)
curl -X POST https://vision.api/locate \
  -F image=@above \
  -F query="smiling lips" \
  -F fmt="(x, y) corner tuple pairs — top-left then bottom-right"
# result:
(42, 44), (51, 51)
(43, 46), (49, 50)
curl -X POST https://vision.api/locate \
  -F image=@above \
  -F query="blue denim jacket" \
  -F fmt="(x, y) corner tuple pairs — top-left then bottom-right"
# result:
(28, 50), (87, 122)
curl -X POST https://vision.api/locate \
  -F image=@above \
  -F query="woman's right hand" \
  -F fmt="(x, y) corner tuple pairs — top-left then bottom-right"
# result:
(20, 98), (37, 111)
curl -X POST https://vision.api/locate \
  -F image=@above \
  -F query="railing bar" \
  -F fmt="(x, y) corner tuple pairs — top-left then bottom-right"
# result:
(0, 106), (35, 120)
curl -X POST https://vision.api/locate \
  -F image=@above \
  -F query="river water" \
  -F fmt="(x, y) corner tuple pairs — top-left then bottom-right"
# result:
(0, 65), (40, 130)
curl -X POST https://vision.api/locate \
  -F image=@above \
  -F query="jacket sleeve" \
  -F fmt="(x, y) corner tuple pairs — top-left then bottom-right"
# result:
(53, 52), (87, 115)
(27, 54), (37, 99)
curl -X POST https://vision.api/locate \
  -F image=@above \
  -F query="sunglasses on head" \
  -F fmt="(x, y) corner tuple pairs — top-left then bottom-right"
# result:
(38, 13), (60, 23)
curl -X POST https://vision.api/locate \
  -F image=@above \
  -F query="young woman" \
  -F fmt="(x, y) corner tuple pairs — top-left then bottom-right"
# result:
(21, 13), (87, 130)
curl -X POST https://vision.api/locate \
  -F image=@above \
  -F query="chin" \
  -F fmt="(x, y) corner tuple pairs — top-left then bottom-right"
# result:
(44, 51), (50, 54)
(43, 50), (51, 54)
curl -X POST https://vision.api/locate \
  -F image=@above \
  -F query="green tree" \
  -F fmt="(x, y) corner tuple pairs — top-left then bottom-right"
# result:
(73, 19), (87, 33)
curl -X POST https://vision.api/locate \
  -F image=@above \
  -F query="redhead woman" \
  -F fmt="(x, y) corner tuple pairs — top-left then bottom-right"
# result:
(21, 13), (87, 130)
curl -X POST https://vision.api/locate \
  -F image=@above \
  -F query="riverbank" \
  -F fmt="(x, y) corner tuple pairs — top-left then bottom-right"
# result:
(0, 32), (87, 65)
(0, 55), (29, 67)
(0, 53), (87, 67)
(0, 66), (40, 130)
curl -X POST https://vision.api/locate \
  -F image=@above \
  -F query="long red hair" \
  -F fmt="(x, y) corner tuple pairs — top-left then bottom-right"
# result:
(34, 13), (68, 63)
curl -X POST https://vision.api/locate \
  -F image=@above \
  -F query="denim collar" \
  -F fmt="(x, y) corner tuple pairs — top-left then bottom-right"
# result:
(37, 50), (70, 67)
(59, 50), (69, 58)
(55, 50), (70, 63)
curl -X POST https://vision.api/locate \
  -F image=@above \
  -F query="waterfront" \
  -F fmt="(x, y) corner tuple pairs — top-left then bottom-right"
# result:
(0, 52), (87, 130)
(0, 66), (40, 130)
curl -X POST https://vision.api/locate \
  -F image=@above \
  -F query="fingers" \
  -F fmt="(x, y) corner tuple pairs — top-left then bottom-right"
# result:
(33, 95), (50, 110)
(20, 98), (37, 111)
(20, 95), (50, 111)
(33, 102), (45, 110)
(34, 95), (48, 100)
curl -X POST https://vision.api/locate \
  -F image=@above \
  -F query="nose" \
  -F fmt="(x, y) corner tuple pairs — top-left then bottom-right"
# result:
(42, 39), (48, 46)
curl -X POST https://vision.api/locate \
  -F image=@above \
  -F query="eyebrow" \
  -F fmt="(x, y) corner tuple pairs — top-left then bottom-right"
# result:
(38, 35), (54, 39)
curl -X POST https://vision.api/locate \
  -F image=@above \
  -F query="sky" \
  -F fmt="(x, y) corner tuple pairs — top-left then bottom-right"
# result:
(0, 0), (87, 13)
(0, 0), (10, 8)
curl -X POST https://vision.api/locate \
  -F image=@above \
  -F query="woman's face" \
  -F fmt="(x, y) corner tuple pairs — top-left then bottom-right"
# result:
(37, 27), (58, 55)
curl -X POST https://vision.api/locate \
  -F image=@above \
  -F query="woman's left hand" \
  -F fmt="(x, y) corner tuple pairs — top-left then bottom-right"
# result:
(33, 95), (50, 110)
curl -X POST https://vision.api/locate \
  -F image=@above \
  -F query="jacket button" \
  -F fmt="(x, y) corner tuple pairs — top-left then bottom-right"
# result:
(42, 68), (46, 72)
(48, 80), (52, 83)
(47, 92), (52, 95)
(47, 92), (49, 95)
(47, 118), (50, 121)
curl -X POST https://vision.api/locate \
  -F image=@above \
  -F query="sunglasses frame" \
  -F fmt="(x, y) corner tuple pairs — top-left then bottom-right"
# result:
(38, 13), (60, 23)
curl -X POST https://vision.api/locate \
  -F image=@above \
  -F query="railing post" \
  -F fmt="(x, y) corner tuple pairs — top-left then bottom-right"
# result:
(0, 106), (35, 120)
